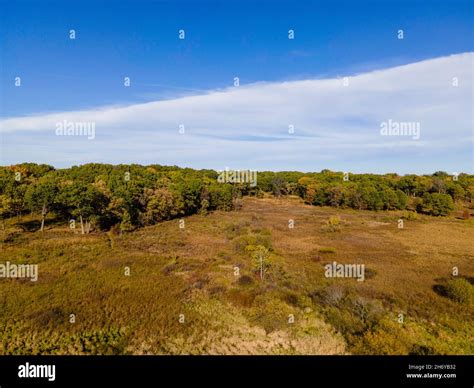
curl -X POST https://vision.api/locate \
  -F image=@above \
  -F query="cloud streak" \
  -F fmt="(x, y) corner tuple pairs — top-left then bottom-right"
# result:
(1, 53), (472, 174)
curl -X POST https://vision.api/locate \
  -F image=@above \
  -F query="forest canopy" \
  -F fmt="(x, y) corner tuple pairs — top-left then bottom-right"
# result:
(0, 163), (472, 233)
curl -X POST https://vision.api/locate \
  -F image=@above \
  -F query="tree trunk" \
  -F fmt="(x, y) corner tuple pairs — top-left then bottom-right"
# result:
(40, 205), (46, 232)
(79, 215), (85, 234)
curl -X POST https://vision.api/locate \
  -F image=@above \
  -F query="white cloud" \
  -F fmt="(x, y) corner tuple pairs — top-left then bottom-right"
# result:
(1, 52), (472, 173)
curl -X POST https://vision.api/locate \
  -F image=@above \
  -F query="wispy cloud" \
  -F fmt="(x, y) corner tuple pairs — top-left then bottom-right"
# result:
(1, 53), (472, 173)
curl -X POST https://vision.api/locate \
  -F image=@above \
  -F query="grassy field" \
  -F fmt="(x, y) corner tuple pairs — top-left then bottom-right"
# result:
(0, 196), (473, 355)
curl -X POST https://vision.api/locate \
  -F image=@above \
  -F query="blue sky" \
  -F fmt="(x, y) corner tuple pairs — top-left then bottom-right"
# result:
(1, 0), (473, 173)
(2, 0), (473, 116)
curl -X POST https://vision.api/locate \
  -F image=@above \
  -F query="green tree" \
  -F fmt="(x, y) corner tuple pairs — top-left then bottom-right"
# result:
(24, 178), (59, 231)
(143, 187), (178, 224)
(208, 183), (233, 211)
(0, 195), (13, 230)
(422, 193), (454, 216)
(445, 182), (465, 202)
(58, 183), (108, 234)
(246, 245), (271, 280)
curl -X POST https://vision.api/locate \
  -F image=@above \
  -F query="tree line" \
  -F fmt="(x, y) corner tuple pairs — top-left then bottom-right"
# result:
(0, 163), (234, 233)
(0, 164), (472, 233)
(254, 170), (473, 216)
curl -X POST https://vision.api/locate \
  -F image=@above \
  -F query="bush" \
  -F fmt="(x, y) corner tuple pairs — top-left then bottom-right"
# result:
(248, 295), (294, 334)
(444, 278), (473, 304)
(360, 325), (408, 355)
(401, 211), (418, 220)
(364, 268), (377, 280)
(283, 291), (301, 307)
(322, 284), (345, 306)
(120, 210), (135, 232)
(232, 232), (272, 253)
(318, 247), (336, 254)
(321, 216), (341, 232)
(421, 193), (454, 216)
(208, 184), (234, 211)
(238, 275), (254, 286)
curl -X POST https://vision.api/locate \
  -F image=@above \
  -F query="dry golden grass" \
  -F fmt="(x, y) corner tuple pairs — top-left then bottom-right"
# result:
(0, 196), (472, 354)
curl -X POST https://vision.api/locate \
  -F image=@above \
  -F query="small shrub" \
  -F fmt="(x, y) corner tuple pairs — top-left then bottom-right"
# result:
(283, 291), (300, 307)
(444, 278), (473, 304)
(364, 268), (377, 280)
(321, 216), (341, 232)
(248, 295), (293, 334)
(351, 297), (383, 328)
(232, 233), (272, 253)
(323, 284), (345, 306)
(401, 211), (418, 221)
(318, 247), (336, 254)
(208, 285), (226, 296)
(325, 307), (365, 336)
(238, 275), (254, 286)
(225, 221), (249, 239)
(360, 326), (408, 355)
